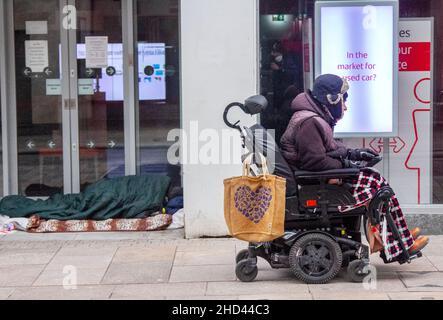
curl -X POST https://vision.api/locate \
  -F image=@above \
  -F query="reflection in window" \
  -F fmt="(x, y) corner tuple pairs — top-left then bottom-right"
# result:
(137, 0), (182, 191)
(259, 0), (308, 145)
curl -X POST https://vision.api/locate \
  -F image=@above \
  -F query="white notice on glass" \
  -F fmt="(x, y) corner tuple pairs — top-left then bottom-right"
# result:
(85, 36), (108, 68)
(25, 40), (49, 73)
(46, 79), (61, 95)
(26, 21), (48, 35)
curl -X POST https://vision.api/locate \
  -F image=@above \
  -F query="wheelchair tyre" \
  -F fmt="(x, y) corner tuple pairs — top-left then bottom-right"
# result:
(289, 233), (343, 284)
(236, 249), (249, 264)
(236, 259), (258, 282)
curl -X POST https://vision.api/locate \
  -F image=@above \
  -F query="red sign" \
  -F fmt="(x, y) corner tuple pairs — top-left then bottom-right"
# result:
(399, 42), (431, 72)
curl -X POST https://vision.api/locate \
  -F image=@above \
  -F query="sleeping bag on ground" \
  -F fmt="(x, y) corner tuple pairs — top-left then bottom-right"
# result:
(0, 175), (171, 221)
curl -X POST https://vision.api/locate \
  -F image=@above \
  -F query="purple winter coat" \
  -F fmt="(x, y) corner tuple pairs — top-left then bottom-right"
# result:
(280, 91), (348, 172)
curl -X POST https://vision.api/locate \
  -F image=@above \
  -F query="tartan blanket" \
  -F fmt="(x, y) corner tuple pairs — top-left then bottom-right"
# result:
(339, 168), (414, 261)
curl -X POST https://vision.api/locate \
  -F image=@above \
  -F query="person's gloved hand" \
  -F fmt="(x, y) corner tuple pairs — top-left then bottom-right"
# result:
(342, 159), (364, 169)
(348, 149), (379, 162)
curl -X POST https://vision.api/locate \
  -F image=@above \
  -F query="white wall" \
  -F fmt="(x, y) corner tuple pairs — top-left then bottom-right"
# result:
(181, 0), (259, 238)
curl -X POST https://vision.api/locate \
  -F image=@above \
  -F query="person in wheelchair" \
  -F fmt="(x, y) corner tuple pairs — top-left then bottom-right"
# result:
(280, 74), (429, 262)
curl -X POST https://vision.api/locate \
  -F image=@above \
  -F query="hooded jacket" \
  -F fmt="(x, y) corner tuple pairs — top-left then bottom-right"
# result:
(280, 91), (348, 171)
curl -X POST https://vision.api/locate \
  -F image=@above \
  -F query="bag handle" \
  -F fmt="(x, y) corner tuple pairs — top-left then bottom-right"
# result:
(242, 153), (270, 178)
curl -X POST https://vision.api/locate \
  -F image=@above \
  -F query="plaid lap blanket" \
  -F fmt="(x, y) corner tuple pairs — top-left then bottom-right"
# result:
(339, 168), (415, 261)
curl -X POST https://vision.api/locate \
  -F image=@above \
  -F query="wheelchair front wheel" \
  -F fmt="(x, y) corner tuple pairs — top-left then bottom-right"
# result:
(235, 249), (249, 264)
(236, 259), (258, 282)
(347, 259), (372, 283)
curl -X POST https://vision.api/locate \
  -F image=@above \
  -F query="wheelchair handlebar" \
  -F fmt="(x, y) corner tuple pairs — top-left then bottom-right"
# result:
(223, 102), (244, 131)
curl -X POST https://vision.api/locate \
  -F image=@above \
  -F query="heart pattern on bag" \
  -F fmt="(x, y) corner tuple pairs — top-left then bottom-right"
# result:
(234, 185), (273, 224)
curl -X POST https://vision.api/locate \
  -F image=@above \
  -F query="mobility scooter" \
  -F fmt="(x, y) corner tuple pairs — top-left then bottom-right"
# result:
(223, 95), (423, 284)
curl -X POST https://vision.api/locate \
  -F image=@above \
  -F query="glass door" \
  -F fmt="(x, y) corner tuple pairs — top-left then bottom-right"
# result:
(10, 0), (126, 196)
(12, 0), (68, 196)
(69, 0), (125, 192)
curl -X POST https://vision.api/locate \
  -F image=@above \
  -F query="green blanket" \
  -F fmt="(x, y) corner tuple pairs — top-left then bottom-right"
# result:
(0, 175), (171, 221)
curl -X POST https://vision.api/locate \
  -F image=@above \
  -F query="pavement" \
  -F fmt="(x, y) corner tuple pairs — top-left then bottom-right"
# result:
(0, 230), (443, 300)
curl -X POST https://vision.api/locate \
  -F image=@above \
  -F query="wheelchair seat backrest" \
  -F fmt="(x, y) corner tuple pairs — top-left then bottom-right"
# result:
(247, 124), (297, 195)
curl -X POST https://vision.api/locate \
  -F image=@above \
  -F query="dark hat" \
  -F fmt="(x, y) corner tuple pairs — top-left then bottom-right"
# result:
(312, 74), (349, 121)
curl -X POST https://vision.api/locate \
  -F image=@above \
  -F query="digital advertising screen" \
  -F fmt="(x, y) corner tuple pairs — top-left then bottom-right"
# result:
(315, 1), (399, 137)
(76, 43), (166, 101)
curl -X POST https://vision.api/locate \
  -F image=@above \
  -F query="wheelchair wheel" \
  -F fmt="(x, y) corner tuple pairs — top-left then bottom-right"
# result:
(347, 259), (372, 283)
(236, 249), (249, 264)
(289, 233), (343, 284)
(236, 259), (258, 282)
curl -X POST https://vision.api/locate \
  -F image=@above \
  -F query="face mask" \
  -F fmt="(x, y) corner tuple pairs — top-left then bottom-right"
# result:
(275, 55), (283, 63)
(328, 103), (344, 121)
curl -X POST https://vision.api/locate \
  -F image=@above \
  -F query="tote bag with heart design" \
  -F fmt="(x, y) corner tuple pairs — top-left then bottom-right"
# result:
(224, 153), (286, 242)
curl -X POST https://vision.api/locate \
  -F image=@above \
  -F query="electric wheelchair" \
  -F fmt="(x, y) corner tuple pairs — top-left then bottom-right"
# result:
(224, 95), (423, 284)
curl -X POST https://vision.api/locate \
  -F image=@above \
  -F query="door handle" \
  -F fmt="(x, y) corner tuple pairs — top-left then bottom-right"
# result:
(70, 98), (77, 110)
(64, 98), (77, 110)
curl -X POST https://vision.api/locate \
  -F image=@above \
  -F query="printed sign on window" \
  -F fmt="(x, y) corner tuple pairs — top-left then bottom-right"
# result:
(25, 40), (49, 73)
(85, 36), (108, 68)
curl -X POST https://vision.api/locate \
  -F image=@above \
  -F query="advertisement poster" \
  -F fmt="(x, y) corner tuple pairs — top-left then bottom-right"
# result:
(316, 1), (398, 136)
(25, 40), (48, 73)
(389, 19), (433, 204)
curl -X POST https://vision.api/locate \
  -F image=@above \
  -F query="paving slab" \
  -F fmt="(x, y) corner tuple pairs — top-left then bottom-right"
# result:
(102, 262), (172, 285)
(177, 240), (236, 253)
(0, 264), (46, 287)
(388, 291), (443, 300)
(74, 232), (147, 241)
(43, 246), (116, 271)
(170, 265), (236, 283)
(9, 285), (114, 300)
(33, 267), (109, 286)
(111, 283), (207, 299)
(0, 248), (58, 266)
(0, 288), (14, 299)
(398, 272), (443, 292)
(255, 269), (296, 282)
(312, 291), (390, 300)
(146, 229), (185, 240)
(174, 249), (235, 266)
(1, 233), (77, 241)
(238, 293), (312, 300)
(424, 255), (443, 271)
(308, 271), (407, 293)
(111, 246), (176, 264)
(206, 281), (309, 296)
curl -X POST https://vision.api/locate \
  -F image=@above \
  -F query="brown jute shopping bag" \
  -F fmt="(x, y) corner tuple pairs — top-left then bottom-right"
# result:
(224, 154), (286, 242)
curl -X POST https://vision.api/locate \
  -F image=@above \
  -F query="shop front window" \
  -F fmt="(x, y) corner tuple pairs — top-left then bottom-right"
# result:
(136, 0), (181, 190)
(260, 0), (443, 206)
(259, 0), (309, 144)
(0, 70), (3, 197)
